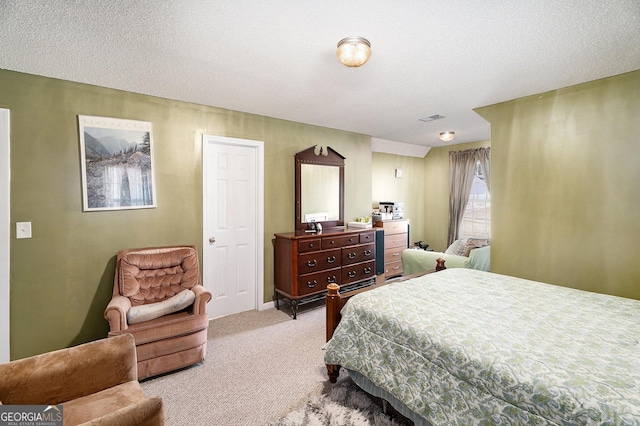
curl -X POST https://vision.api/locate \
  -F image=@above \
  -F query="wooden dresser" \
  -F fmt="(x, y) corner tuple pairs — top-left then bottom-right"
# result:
(374, 219), (409, 280)
(274, 227), (376, 318)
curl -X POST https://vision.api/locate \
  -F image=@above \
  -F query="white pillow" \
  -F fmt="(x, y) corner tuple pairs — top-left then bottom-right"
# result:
(127, 289), (195, 325)
(444, 238), (468, 256)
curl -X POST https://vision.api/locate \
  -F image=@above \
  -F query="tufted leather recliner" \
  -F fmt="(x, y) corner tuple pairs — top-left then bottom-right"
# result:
(104, 245), (212, 380)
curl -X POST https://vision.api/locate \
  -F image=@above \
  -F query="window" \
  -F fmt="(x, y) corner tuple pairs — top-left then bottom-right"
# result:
(460, 161), (490, 239)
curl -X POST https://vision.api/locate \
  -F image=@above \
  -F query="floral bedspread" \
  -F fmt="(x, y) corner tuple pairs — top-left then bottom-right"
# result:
(324, 268), (640, 425)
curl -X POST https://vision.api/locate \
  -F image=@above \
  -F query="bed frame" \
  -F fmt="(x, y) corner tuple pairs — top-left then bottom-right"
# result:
(325, 257), (446, 383)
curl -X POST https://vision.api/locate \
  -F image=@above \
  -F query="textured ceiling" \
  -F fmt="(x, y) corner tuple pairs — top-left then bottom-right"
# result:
(1, 1), (639, 150)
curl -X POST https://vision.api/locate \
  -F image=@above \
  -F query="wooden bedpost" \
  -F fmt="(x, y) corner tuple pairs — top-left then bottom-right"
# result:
(326, 283), (342, 383)
(326, 283), (341, 341)
(435, 258), (446, 271)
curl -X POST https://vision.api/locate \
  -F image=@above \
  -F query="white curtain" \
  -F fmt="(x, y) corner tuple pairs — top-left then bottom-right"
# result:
(477, 147), (491, 195)
(447, 147), (490, 246)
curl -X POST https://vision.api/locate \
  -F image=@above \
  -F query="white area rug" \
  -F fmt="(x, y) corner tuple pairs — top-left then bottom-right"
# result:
(270, 378), (404, 426)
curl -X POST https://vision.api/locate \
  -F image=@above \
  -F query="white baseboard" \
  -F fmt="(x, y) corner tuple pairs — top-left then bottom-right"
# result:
(260, 300), (275, 311)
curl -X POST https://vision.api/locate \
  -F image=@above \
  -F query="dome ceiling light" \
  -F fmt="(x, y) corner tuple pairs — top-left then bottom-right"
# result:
(439, 131), (456, 142)
(336, 36), (371, 67)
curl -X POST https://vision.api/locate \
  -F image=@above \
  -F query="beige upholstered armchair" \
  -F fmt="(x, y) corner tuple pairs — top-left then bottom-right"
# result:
(0, 334), (165, 425)
(104, 245), (212, 380)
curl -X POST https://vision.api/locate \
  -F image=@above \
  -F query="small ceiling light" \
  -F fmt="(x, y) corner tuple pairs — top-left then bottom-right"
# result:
(439, 131), (456, 142)
(336, 36), (371, 67)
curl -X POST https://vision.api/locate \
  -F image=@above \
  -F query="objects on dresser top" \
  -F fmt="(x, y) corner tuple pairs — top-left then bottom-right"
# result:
(378, 201), (404, 219)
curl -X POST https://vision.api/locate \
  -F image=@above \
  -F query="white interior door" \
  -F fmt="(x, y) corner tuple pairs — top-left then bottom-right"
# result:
(202, 135), (264, 319)
(1, 108), (10, 362)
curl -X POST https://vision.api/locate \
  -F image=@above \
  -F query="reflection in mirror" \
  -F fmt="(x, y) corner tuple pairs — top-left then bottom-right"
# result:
(301, 164), (339, 222)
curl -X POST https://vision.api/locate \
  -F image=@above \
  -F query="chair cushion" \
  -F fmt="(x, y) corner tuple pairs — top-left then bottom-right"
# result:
(463, 238), (490, 256)
(444, 239), (468, 256)
(118, 246), (200, 306)
(78, 396), (164, 426)
(127, 289), (195, 324)
(62, 381), (145, 426)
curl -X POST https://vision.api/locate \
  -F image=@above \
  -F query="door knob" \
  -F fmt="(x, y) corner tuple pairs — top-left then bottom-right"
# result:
(209, 237), (216, 244)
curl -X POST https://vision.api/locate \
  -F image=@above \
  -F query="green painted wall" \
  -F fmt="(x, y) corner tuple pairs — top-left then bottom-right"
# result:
(1, 70), (373, 359)
(423, 141), (491, 252)
(476, 70), (640, 299)
(5, 67), (638, 359)
(371, 152), (426, 245)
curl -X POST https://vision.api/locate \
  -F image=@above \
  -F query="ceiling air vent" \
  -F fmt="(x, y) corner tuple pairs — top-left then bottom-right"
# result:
(419, 115), (445, 123)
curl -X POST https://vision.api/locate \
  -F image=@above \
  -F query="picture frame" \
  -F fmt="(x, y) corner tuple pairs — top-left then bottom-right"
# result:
(78, 115), (157, 211)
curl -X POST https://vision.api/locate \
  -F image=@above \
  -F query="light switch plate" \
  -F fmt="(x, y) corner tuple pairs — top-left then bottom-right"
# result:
(16, 222), (32, 239)
(395, 168), (403, 178)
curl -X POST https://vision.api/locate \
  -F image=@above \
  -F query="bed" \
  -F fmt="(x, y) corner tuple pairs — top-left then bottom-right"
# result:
(324, 268), (640, 425)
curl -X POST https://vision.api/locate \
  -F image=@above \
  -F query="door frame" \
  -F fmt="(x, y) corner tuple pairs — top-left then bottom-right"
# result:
(1, 108), (10, 362)
(202, 134), (265, 313)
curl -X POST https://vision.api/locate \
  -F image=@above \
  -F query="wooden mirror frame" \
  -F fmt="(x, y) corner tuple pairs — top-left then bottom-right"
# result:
(295, 145), (345, 231)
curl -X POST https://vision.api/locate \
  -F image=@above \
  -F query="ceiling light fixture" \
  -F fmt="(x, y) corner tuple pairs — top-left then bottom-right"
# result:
(336, 36), (371, 67)
(439, 131), (456, 142)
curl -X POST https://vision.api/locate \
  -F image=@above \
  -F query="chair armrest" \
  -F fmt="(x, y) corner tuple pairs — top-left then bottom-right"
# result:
(79, 396), (165, 426)
(468, 245), (491, 271)
(402, 249), (470, 275)
(191, 285), (212, 315)
(104, 295), (132, 332)
(0, 334), (138, 405)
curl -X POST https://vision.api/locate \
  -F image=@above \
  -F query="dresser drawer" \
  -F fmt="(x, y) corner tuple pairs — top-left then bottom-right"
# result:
(298, 268), (340, 296)
(342, 243), (375, 265)
(341, 260), (376, 285)
(384, 247), (405, 264)
(359, 231), (375, 244)
(321, 234), (360, 249)
(384, 233), (407, 249)
(385, 260), (403, 277)
(380, 220), (408, 235)
(298, 249), (341, 275)
(298, 238), (321, 253)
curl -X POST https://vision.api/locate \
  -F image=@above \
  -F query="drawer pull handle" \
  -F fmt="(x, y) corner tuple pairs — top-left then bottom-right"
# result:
(364, 250), (372, 256)
(308, 243), (314, 248)
(327, 256), (336, 263)
(329, 240), (335, 245)
(307, 280), (318, 288)
(392, 265), (400, 270)
(349, 238), (355, 243)
(393, 252), (400, 257)
(348, 271), (357, 278)
(348, 253), (356, 259)
(307, 259), (317, 267)
(364, 267), (372, 274)
(327, 276), (337, 283)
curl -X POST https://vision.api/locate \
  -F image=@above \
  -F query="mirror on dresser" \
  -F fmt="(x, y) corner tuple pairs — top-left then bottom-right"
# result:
(295, 145), (345, 231)
(274, 145), (378, 319)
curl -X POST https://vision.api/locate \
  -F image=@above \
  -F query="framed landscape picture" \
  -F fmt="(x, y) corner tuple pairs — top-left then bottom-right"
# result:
(78, 115), (157, 211)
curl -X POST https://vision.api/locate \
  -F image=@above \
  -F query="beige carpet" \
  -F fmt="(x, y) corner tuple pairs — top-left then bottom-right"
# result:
(141, 305), (332, 425)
